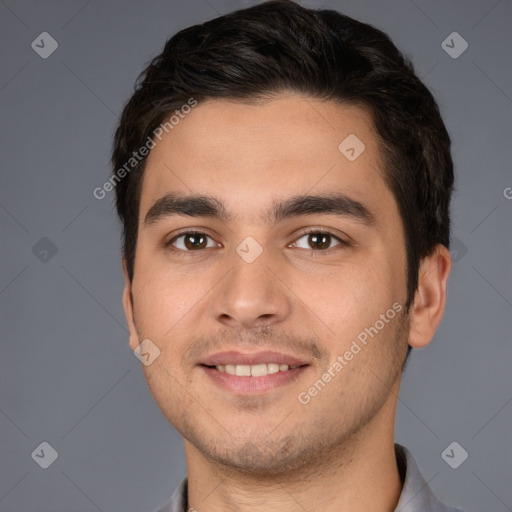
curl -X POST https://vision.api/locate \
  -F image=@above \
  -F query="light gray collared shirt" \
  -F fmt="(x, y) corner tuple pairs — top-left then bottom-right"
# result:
(153, 444), (464, 512)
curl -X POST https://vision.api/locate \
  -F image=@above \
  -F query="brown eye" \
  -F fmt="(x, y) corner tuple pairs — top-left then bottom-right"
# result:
(183, 233), (207, 250)
(292, 231), (344, 251)
(307, 232), (332, 250)
(168, 232), (217, 252)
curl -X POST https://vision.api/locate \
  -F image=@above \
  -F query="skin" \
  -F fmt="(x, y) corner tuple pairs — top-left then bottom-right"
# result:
(122, 93), (452, 512)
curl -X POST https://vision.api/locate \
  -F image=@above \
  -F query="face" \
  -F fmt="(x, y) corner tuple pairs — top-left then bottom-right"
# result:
(123, 93), (411, 475)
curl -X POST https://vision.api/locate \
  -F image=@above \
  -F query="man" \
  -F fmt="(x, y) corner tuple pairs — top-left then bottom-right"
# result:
(112, 1), (462, 510)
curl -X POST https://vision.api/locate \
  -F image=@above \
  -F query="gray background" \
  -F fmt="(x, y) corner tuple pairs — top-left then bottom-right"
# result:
(0, 0), (511, 511)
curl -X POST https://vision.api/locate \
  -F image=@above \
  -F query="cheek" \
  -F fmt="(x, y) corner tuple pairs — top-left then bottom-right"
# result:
(291, 255), (402, 337)
(131, 263), (202, 342)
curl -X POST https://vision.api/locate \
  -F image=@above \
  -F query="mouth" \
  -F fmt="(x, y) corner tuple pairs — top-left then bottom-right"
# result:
(199, 351), (311, 394)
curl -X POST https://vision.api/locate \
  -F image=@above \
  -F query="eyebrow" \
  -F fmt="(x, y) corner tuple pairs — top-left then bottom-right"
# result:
(143, 192), (376, 228)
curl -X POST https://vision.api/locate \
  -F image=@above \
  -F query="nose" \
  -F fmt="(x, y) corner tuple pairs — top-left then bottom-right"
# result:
(209, 244), (292, 330)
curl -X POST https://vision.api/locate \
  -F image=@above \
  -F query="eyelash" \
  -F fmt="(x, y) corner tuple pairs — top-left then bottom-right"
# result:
(165, 229), (350, 257)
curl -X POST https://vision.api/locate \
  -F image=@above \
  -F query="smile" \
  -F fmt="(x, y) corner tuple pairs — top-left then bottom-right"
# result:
(214, 363), (300, 376)
(199, 350), (311, 394)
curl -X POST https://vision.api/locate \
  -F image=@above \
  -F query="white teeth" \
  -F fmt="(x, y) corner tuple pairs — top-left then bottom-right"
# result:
(215, 363), (299, 376)
(235, 364), (251, 376)
(250, 364), (268, 377)
(267, 363), (280, 374)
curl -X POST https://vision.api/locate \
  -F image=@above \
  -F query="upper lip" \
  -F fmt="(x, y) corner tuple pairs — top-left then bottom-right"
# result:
(200, 350), (310, 367)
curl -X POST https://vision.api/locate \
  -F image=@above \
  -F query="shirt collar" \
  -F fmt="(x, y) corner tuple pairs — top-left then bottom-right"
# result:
(393, 444), (462, 511)
(154, 443), (462, 512)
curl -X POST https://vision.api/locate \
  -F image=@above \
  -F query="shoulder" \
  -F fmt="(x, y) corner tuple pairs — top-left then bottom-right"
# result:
(395, 444), (466, 512)
(152, 477), (188, 512)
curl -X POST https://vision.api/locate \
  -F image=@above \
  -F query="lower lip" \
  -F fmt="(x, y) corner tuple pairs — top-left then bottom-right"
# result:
(200, 365), (309, 394)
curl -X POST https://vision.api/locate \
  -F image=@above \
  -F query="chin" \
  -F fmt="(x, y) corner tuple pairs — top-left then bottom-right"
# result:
(184, 422), (342, 477)
(206, 440), (311, 476)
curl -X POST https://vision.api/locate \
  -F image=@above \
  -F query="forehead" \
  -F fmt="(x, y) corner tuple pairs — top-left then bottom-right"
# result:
(139, 94), (396, 227)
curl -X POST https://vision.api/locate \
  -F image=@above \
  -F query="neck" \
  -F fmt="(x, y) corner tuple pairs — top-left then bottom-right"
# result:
(185, 383), (402, 512)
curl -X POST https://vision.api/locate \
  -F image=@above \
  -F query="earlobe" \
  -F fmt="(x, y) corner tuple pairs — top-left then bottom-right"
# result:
(121, 259), (140, 351)
(408, 244), (452, 349)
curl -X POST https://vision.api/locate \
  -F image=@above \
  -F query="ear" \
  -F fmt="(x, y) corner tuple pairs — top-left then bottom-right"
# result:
(122, 258), (140, 351)
(408, 244), (452, 349)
